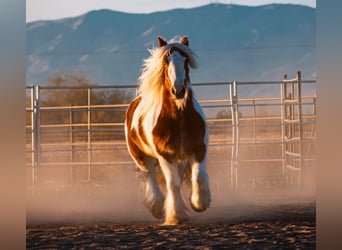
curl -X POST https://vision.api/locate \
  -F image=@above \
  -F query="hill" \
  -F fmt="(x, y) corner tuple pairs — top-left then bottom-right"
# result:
(26, 3), (315, 97)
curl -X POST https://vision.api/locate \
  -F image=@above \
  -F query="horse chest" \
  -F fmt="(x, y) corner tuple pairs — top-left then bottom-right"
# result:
(152, 104), (205, 162)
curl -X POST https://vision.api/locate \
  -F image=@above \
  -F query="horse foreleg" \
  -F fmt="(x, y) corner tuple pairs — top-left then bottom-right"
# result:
(190, 155), (211, 212)
(158, 157), (189, 225)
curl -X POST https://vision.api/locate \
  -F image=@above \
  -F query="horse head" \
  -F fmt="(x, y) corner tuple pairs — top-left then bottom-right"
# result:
(159, 36), (191, 100)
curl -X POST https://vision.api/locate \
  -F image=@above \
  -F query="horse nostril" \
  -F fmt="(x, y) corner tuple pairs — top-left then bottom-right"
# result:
(175, 86), (186, 99)
(171, 86), (186, 99)
(180, 86), (186, 95)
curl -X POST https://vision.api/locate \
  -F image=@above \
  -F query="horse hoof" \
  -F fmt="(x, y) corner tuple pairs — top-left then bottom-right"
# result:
(143, 198), (165, 219)
(190, 201), (208, 212)
(151, 206), (164, 219)
(163, 217), (189, 225)
(190, 194), (210, 212)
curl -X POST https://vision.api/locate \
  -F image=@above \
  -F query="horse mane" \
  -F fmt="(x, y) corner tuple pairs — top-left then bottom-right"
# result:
(137, 39), (198, 114)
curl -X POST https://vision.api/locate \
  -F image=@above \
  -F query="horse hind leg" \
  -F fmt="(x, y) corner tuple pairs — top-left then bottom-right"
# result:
(190, 155), (211, 212)
(125, 139), (165, 218)
(142, 158), (165, 219)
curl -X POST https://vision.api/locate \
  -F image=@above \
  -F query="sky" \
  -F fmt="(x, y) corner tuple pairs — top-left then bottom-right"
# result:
(26, 0), (316, 23)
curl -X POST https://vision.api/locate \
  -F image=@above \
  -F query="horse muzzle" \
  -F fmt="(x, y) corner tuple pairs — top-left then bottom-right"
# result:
(172, 86), (186, 100)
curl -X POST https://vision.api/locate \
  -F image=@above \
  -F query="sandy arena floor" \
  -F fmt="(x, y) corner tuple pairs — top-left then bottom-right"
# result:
(27, 201), (315, 249)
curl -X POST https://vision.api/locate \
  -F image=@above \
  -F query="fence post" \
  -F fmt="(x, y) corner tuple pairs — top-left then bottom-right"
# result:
(87, 88), (92, 182)
(310, 96), (317, 139)
(281, 74), (286, 180)
(297, 71), (303, 188)
(30, 86), (35, 186)
(281, 74), (288, 183)
(252, 99), (257, 162)
(31, 85), (40, 185)
(69, 104), (75, 184)
(230, 81), (239, 189)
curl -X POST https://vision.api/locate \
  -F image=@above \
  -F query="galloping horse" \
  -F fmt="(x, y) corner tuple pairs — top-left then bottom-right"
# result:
(125, 36), (210, 225)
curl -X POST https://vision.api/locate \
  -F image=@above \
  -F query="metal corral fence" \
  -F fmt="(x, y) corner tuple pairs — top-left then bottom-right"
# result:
(26, 71), (316, 190)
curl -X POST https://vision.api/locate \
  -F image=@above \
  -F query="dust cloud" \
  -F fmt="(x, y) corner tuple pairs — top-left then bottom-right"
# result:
(26, 167), (154, 225)
(26, 158), (315, 226)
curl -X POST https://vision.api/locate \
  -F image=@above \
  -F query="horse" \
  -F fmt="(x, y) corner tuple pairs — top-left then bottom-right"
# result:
(125, 36), (210, 225)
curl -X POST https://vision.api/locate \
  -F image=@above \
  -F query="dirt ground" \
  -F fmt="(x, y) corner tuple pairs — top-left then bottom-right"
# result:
(27, 201), (315, 249)
(26, 163), (316, 249)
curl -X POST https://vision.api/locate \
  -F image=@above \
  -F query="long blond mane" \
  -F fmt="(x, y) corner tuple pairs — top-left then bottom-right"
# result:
(137, 40), (198, 114)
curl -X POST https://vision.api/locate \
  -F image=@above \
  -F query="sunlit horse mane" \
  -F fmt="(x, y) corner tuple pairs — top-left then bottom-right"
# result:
(137, 39), (198, 113)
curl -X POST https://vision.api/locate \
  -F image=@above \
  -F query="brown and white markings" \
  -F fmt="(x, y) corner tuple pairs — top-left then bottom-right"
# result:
(125, 36), (210, 225)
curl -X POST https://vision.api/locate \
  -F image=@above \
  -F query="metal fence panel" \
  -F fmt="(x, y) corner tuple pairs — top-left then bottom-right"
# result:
(26, 73), (316, 190)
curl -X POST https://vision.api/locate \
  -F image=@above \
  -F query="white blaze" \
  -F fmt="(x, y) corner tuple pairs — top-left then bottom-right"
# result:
(167, 51), (186, 93)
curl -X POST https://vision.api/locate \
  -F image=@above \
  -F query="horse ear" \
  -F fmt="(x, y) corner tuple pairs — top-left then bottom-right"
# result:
(180, 36), (189, 46)
(158, 36), (167, 47)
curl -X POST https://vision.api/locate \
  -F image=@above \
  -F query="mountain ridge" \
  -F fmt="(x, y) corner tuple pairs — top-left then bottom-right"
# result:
(27, 3), (315, 97)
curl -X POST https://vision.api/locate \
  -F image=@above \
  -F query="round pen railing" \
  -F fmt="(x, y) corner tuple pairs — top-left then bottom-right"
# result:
(26, 72), (316, 189)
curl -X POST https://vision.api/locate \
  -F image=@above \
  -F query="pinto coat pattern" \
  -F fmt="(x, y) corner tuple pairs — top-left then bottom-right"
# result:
(125, 36), (210, 225)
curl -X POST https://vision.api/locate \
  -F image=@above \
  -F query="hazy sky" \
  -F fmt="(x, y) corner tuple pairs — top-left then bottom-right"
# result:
(27, 0), (316, 22)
